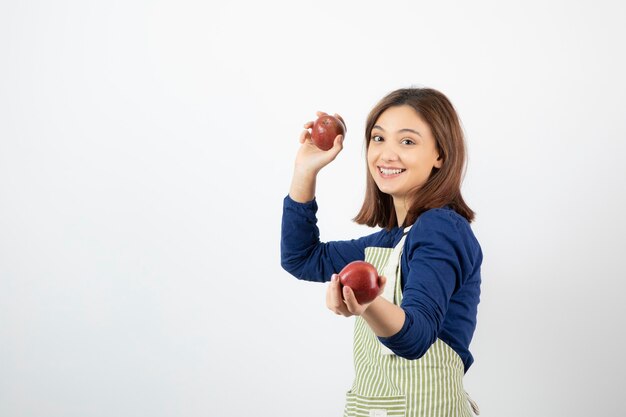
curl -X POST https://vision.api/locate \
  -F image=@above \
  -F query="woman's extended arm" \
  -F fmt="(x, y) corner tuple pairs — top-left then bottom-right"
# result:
(281, 112), (375, 282)
(327, 209), (479, 362)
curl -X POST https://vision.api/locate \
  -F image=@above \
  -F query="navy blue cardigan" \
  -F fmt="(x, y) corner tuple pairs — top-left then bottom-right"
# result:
(280, 195), (482, 372)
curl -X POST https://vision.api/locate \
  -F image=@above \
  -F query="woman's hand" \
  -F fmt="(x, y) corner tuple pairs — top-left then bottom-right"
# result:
(326, 274), (387, 317)
(294, 111), (345, 177)
(289, 111), (345, 203)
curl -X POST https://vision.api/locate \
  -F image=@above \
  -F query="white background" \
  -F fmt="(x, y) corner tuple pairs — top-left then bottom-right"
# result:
(1, 1), (625, 416)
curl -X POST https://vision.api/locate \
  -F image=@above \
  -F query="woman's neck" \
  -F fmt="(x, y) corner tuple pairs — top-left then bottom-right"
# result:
(393, 197), (408, 227)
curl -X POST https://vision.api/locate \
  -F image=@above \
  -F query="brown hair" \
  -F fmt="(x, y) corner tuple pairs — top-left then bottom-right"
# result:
(353, 88), (475, 229)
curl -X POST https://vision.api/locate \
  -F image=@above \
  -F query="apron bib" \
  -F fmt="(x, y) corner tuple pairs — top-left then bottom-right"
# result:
(343, 228), (479, 417)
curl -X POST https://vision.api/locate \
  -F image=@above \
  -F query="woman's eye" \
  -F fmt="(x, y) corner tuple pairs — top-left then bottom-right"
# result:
(401, 138), (415, 145)
(371, 135), (383, 142)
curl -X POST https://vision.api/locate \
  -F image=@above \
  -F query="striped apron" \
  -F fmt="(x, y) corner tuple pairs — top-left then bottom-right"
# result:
(343, 229), (479, 417)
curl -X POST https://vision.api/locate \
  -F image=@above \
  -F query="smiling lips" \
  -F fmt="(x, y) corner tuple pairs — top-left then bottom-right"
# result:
(378, 166), (406, 177)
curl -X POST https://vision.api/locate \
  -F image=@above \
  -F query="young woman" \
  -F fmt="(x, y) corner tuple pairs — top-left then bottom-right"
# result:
(281, 88), (482, 417)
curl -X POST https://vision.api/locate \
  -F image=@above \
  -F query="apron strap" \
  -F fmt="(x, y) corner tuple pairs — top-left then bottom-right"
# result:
(381, 226), (412, 304)
(379, 226), (412, 356)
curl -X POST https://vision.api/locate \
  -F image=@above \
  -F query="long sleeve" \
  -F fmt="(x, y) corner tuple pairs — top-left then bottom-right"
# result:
(280, 195), (389, 282)
(378, 208), (482, 371)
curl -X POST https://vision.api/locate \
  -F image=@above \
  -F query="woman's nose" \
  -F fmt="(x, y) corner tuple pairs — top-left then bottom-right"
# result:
(381, 151), (398, 162)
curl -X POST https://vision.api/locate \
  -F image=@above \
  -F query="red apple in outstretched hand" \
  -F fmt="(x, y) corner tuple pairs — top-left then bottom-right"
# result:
(338, 261), (381, 304)
(311, 114), (346, 151)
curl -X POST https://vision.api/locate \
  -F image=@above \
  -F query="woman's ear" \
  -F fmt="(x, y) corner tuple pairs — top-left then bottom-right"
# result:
(434, 155), (443, 169)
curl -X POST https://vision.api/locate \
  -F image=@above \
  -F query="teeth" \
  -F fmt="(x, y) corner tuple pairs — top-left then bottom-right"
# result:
(380, 167), (404, 175)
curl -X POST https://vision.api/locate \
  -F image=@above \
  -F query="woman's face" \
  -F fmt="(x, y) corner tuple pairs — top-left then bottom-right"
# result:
(367, 105), (442, 202)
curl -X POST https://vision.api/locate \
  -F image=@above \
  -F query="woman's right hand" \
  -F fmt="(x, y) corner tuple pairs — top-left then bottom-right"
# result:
(289, 111), (345, 203)
(294, 111), (345, 176)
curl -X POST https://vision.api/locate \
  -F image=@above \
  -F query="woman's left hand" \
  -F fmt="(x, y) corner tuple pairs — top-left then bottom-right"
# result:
(326, 274), (387, 317)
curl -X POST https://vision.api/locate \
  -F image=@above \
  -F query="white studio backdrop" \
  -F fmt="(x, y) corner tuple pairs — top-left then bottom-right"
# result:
(1, 1), (625, 416)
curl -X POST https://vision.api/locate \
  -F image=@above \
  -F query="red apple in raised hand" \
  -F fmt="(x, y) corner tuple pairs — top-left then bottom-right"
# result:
(311, 114), (346, 151)
(338, 261), (381, 304)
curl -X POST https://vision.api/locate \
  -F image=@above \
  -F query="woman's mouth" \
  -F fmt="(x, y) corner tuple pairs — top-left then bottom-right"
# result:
(378, 166), (406, 177)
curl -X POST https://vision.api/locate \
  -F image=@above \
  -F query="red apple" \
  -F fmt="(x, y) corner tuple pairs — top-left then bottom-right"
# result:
(338, 260), (380, 304)
(311, 114), (346, 151)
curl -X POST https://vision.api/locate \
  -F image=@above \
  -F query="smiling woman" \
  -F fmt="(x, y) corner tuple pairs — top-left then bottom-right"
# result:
(366, 105), (443, 224)
(355, 88), (474, 230)
(281, 88), (482, 417)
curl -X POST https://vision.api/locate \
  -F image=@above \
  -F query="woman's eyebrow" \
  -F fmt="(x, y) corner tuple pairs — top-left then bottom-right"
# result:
(398, 128), (422, 137)
(373, 125), (422, 137)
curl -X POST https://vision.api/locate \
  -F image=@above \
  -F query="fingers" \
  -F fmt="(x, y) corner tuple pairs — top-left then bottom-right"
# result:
(333, 134), (344, 150)
(299, 129), (311, 144)
(378, 275), (387, 295)
(342, 285), (362, 314)
(327, 275), (349, 316)
(303, 112), (326, 129)
(325, 275), (334, 310)
(324, 134), (344, 158)
(327, 276), (378, 317)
